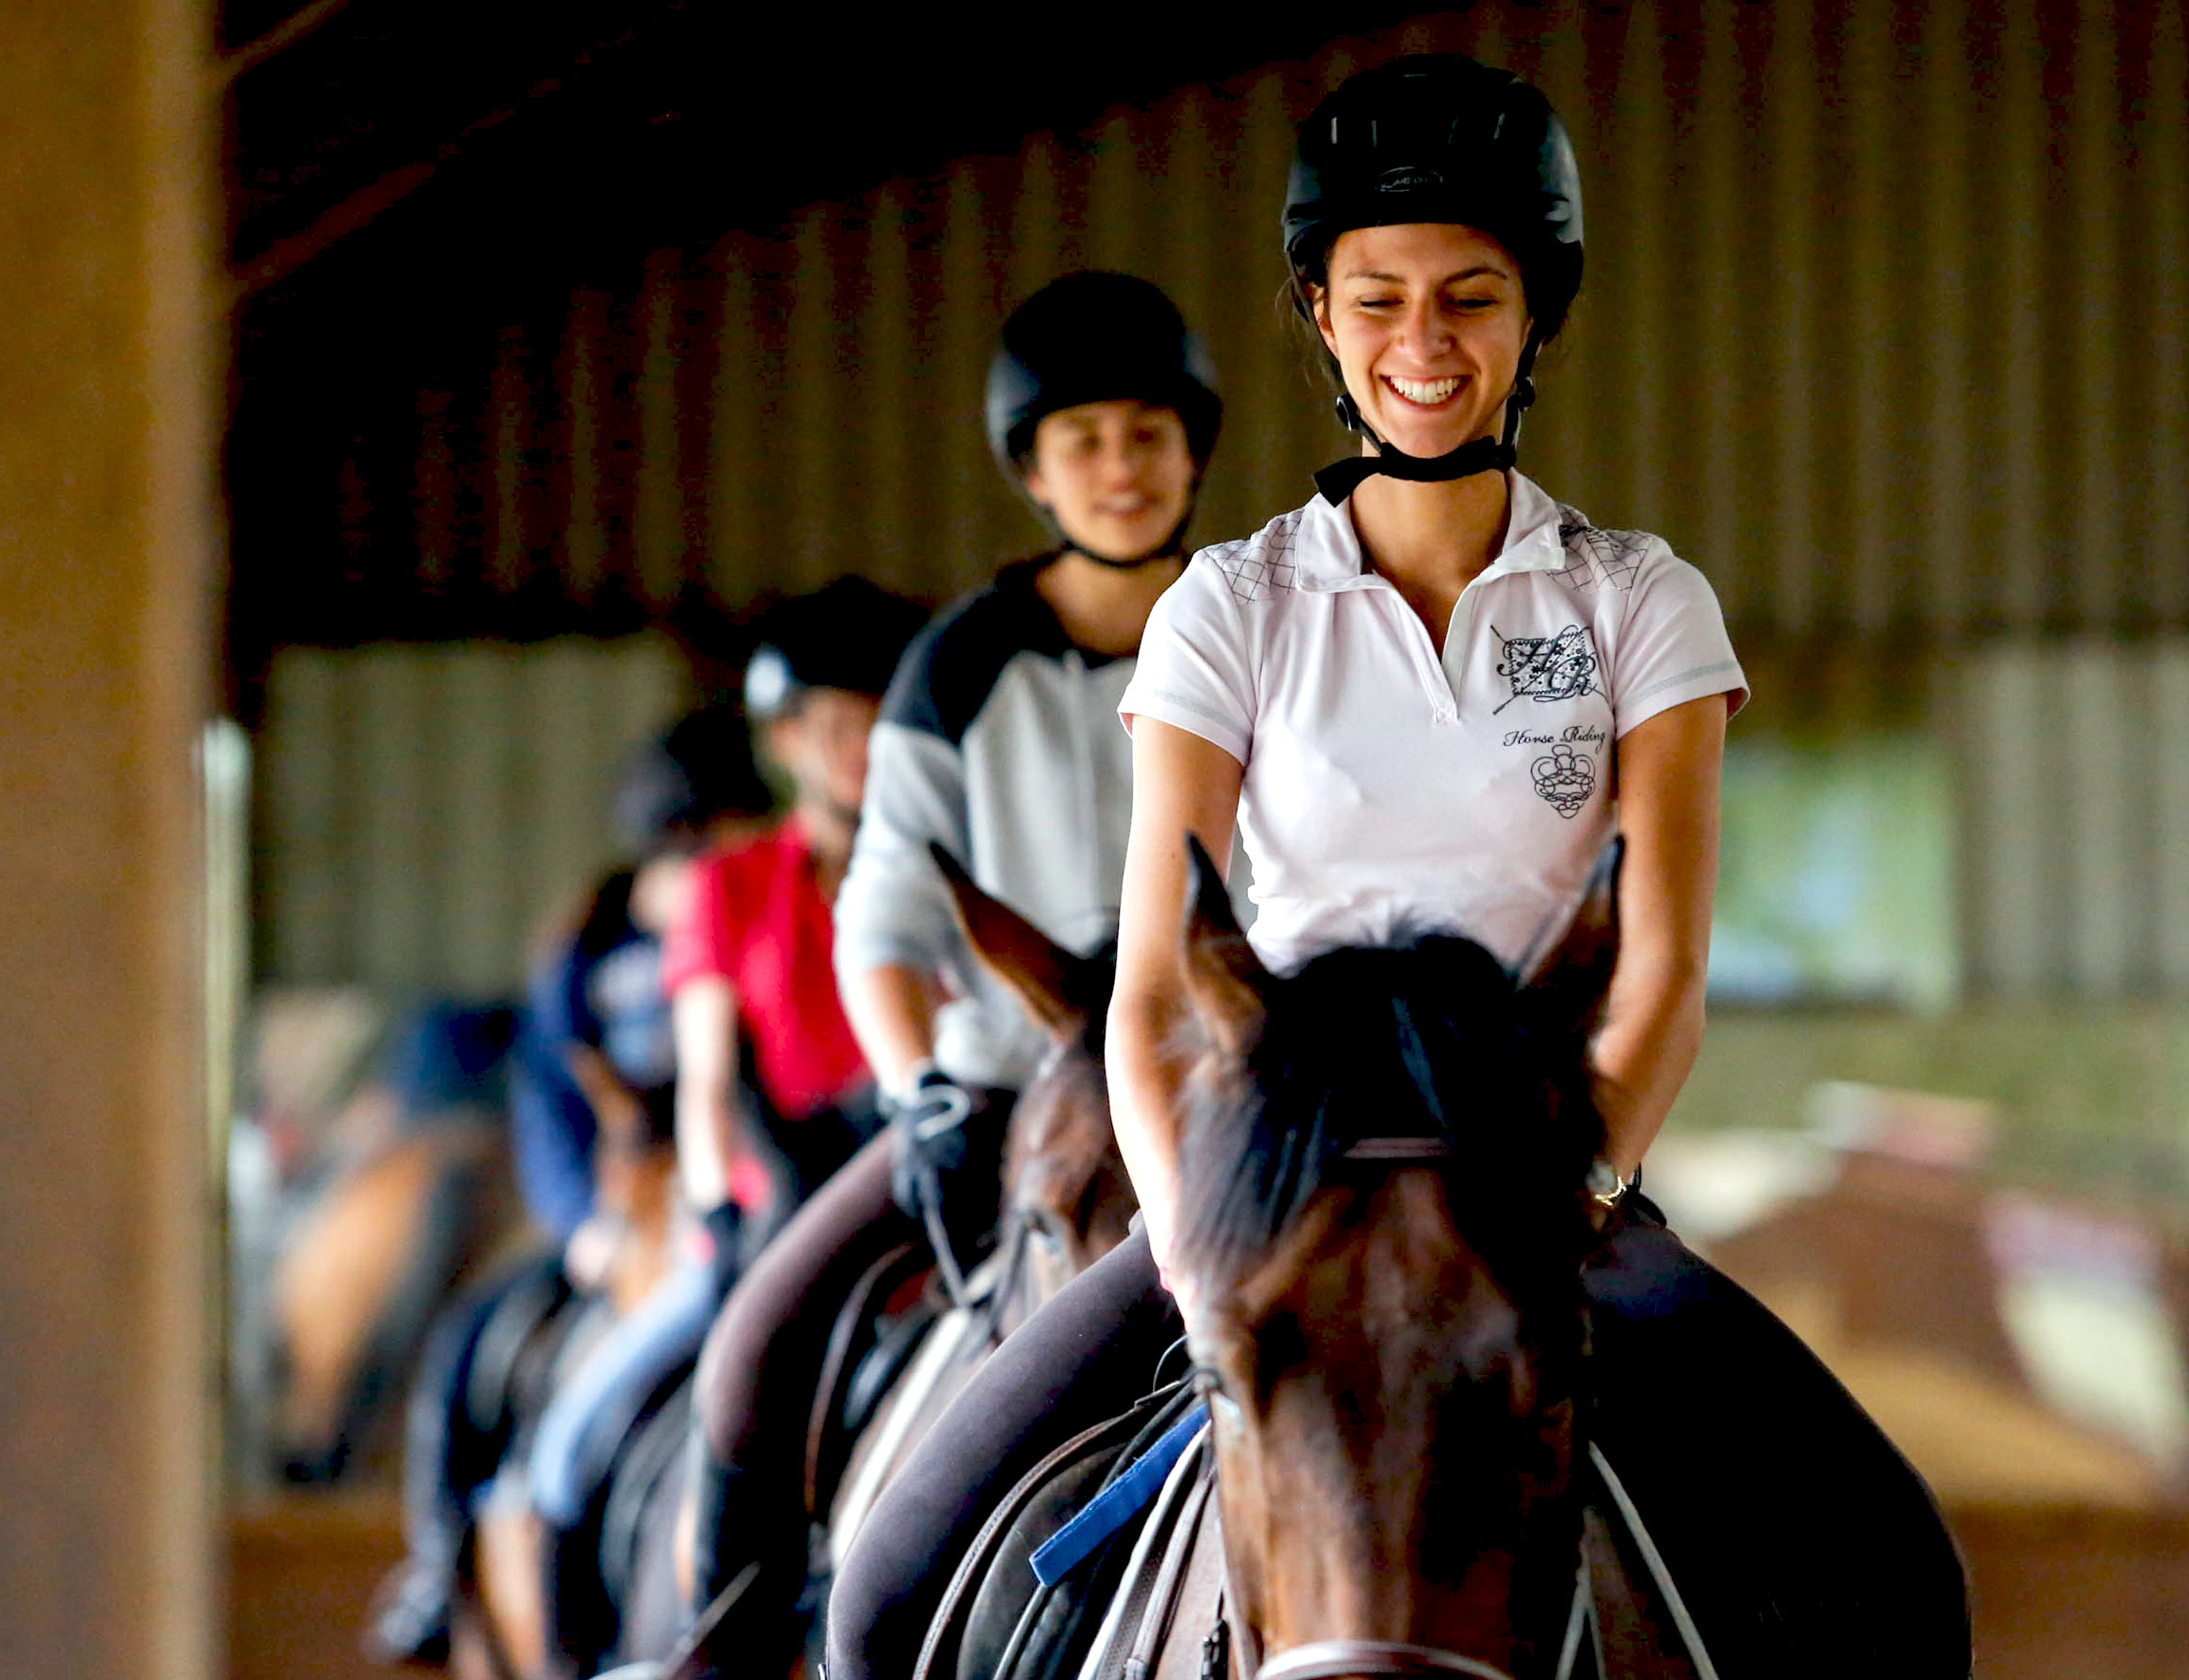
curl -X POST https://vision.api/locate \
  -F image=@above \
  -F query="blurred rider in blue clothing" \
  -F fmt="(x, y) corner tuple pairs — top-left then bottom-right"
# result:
(368, 702), (770, 1666)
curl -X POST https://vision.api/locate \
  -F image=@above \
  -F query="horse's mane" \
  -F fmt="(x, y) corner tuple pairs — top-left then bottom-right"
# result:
(1175, 933), (1604, 1288)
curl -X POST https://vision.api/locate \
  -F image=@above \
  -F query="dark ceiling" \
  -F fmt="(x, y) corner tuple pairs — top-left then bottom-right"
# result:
(220, 0), (1429, 706)
(225, 0), (1427, 349)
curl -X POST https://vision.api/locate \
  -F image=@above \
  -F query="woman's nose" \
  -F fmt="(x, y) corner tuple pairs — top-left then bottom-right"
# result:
(1396, 299), (1452, 356)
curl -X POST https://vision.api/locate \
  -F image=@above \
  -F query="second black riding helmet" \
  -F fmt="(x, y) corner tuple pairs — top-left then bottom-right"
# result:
(1285, 55), (1584, 501)
(984, 272), (1222, 564)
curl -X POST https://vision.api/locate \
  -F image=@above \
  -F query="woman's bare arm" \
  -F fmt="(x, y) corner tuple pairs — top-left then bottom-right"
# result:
(1105, 718), (1244, 1270)
(1595, 694), (1729, 1174)
(838, 961), (946, 1094)
(670, 976), (746, 1211)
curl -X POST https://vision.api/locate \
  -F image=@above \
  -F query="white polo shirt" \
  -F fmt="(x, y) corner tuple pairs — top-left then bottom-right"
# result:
(1119, 472), (1747, 976)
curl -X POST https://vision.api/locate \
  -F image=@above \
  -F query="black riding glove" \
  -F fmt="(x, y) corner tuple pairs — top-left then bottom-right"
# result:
(701, 1199), (743, 1293)
(886, 1062), (977, 1220)
(885, 1062), (1009, 1299)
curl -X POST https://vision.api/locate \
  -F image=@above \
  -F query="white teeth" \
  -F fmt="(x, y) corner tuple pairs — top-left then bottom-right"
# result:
(1388, 375), (1460, 404)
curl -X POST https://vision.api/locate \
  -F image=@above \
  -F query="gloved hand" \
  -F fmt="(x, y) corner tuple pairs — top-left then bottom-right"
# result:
(885, 1061), (977, 1222)
(885, 1060), (1015, 1308)
(700, 1199), (743, 1292)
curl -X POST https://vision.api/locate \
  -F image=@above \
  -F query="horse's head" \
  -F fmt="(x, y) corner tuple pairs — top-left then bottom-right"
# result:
(1171, 839), (1621, 1680)
(931, 845), (1136, 1308)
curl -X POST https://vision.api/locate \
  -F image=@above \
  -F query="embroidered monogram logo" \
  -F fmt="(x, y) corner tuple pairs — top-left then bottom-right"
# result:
(1493, 623), (1600, 714)
(1531, 743), (1596, 818)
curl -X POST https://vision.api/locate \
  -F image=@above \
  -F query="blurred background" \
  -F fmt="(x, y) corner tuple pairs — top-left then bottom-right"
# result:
(3, 0), (2185, 1675)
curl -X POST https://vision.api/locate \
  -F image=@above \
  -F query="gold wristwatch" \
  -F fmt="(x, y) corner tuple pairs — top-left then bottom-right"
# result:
(1586, 1158), (1630, 1211)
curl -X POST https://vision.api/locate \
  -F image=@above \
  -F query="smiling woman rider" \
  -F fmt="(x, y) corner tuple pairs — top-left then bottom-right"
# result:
(829, 53), (1968, 1680)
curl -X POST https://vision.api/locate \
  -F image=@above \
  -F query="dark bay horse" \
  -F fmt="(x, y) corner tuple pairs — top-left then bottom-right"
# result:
(1044, 841), (1969, 1680)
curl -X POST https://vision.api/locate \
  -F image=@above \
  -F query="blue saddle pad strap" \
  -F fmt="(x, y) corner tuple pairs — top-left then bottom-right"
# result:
(1028, 1403), (1209, 1587)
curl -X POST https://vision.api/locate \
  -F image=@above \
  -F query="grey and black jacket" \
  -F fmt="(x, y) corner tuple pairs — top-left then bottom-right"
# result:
(835, 559), (1139, 1090)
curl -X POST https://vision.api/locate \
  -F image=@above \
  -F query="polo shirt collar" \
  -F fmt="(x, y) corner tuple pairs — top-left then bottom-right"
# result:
(1293, 470), (1567, 593)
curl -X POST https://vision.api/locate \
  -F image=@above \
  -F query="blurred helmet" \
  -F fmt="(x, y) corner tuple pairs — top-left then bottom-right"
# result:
(381, 1000), (517, 1118)
(740, 576), (929, 722)
(1283, 54), (1584, 343)
(613, 700), (775, 855)
(984, 273), (1222, 475)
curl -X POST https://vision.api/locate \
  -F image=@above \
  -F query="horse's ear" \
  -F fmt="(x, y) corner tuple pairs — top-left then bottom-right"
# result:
(1522, 835), (1623, 1042)
(1179, 833), (1269, 1059)
(930, 842), (1085, 1036)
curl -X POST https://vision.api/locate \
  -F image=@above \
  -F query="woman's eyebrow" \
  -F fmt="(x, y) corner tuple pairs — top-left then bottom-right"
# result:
(1340, 264), (1511, 285)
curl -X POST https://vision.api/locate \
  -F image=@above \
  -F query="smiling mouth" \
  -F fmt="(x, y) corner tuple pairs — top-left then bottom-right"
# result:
(1383, 374), (1462, 407)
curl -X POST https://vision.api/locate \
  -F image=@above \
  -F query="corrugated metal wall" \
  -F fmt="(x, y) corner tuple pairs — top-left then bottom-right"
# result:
(256, 638), (687, 993)
(1954, 641), (2189, 997)
(352, 0), (2187, 634)
(250, 0), (2189, 996)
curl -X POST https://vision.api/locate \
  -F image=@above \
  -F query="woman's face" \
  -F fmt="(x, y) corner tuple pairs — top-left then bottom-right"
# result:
(1312, 222), (1531, 461)
(1022, 398), (1195, 561)
(766, 687), (880, 826)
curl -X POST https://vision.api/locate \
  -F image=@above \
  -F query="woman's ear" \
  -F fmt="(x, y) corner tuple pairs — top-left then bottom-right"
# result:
(1019, 459), (1052, 512)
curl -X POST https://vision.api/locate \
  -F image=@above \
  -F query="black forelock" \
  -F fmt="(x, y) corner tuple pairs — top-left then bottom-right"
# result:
(1175, 933), (1603, 1287)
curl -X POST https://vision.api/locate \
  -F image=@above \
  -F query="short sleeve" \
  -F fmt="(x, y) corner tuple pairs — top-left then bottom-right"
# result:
(660, 850), (737, 995)
(1117, 558), (1256, 764)
(1609, 555), (1749, 737)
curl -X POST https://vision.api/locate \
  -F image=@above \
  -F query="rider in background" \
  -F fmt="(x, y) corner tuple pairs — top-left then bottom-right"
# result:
(664, 577), (931, 1262)
(367, 704), (768, 1666)
(824, 56), (1744, 1680)
(680, 273), (1224, 1659)
(528, 578), (922, 1666)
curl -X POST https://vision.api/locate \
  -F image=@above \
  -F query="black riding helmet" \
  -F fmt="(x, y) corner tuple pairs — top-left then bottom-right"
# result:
(613, 700), (775, 856)
(741, 575), (929, 722)
(1284, 55), (1584, 502)
(984, 272), (1222, 565)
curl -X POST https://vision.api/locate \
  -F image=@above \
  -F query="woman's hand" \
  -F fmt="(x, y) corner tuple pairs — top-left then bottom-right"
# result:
(1594, 694), (1729, 1172)
(1105, 717), (1244, 1275)
(562, 1211), (624, 1292)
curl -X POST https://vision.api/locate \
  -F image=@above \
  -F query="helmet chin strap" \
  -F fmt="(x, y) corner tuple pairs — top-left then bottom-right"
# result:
(1046, 481), (1203, 570)
(1313, 340), (1540, 506)
(1061, 524), (1192, 569)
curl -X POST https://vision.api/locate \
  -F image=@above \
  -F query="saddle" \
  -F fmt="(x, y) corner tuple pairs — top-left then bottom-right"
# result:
(804, 1240), (945, 1522)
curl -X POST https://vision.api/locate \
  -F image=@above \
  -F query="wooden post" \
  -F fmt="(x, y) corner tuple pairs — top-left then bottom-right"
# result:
(0, 0), (217, 1675)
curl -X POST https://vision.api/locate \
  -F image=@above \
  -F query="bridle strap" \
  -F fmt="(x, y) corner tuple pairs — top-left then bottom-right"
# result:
(1341, 1138), (1453, 1162)
(1256, 1640), (1515, 1680)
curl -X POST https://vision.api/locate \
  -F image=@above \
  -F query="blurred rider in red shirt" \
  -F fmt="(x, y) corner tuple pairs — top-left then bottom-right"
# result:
(663, 577), (931, 1272)
(527, 579), (923, 1672)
